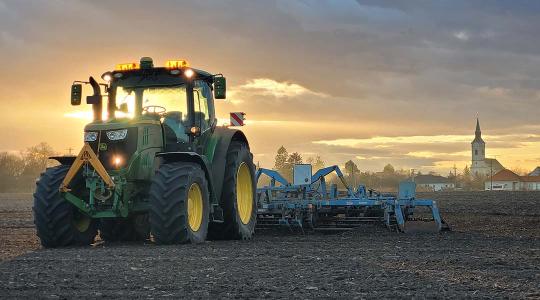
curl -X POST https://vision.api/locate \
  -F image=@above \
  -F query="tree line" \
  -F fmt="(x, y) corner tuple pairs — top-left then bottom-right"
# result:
(269, 146), (489, 191)
(0, 142), (57, 192)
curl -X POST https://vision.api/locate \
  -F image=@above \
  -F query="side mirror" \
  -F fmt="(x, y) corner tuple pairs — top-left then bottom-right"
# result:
(214, 77), (226, 99)
(71, 84), (82, 105)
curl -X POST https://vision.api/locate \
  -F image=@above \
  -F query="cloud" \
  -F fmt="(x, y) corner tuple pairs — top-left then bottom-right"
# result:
(453, 31), (470, 41)
(234, 78), (326, 98)
(313, 135), (473, 148)
(2, 1), (540, 173)
(306, 132), (540, 173)
(0, 31), (24, 49)
(475, 86), (510, 97)
(313, 134), (539, 152)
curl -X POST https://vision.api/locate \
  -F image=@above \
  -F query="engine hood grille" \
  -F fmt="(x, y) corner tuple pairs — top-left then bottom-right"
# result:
(85, 127), (138, 170)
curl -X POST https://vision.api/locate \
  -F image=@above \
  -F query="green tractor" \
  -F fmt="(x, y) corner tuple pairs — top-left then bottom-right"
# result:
(33, 57), (256, 247)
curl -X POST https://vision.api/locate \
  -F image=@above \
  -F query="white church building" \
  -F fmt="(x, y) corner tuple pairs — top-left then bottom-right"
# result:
(471, 119), (504, 176)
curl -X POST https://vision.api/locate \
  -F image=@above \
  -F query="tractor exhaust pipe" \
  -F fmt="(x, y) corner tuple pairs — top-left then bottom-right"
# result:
(88, 76), (102, 121)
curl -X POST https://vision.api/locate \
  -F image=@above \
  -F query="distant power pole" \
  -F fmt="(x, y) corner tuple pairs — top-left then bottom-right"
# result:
(453, 164), (458, 188)
(66, 147), (74, 156)
(490, 159), (493, 190)
(348, 163), (356, 187)
(490, 155), (498, 191)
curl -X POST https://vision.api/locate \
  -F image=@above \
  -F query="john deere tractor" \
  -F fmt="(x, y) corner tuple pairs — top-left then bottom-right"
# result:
(33, 57), (256, 247)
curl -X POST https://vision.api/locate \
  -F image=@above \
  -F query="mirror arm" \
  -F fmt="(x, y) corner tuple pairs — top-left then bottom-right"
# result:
(72, 81), (109, 92)
(73, 80), (89, 85)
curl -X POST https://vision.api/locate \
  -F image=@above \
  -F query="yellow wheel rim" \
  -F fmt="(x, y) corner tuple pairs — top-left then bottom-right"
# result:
(236, 162), (253, 225)
(73, 212), (91, 232)
(187, 182), (204, 232)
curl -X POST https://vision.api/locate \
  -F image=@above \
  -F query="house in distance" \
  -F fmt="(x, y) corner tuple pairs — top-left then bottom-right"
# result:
(415, 174), (455, 191)
(485, 169), (540, 191)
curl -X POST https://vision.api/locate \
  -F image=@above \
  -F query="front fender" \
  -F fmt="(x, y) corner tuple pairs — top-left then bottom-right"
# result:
(210, 127), (250, 204)
(49, 156), (76, 165)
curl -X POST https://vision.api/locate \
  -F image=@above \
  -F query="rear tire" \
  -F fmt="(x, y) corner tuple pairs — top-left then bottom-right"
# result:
(33, 165), (98, 248)
(149, 162), (209, 244)
(209, 141), (256, 240)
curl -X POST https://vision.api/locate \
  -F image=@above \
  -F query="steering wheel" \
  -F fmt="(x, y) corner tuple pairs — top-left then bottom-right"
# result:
(142, 105), (167, 116)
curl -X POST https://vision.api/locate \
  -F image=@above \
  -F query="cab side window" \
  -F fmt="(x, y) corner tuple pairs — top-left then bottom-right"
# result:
(194, 81), (214, 131)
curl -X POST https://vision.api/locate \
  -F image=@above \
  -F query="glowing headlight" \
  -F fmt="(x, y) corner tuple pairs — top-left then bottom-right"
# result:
(101, 72), (112, 82)
(84, 131), (98, 142)
(106, 129), (128, 140)
(112, 155), (123, 169)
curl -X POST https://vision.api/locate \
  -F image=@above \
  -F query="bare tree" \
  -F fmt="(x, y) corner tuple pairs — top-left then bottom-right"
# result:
(306, 155), (325, 170)
(0, 153), (23, 192)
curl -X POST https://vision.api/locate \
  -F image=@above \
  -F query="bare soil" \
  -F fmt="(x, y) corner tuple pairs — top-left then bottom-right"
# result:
(0, 192), (539, 299)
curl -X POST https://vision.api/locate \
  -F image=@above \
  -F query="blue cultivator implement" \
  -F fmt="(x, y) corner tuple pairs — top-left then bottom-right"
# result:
(256, 164), (449, 233)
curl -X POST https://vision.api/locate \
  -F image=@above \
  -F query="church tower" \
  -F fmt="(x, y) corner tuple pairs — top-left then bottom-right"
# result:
(471, 118), (485, 166)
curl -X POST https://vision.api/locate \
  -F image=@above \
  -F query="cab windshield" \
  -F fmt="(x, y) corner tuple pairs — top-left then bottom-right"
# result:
(114, 85), (188, 121)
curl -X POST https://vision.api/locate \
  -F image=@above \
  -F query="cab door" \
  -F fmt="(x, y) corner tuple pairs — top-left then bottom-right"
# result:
(193, 81), (216, 155)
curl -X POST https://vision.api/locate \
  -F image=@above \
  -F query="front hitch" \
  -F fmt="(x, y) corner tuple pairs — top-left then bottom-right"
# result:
(59, 143), (127, 218)
(60, 143), (115, 193)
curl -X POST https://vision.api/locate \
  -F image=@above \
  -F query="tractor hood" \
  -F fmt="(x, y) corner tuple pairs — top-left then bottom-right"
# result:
(85, 120), (131, 131)
(84, 119), (160, 131)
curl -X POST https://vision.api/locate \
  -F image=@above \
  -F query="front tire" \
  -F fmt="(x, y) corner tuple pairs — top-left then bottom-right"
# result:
(210, 141), (256, 240)
(149, 162), (209, 244)
(33, 165), (98, 248)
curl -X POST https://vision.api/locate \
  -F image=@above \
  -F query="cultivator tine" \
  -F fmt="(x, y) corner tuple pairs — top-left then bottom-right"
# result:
(398, 201), (447, 234)
(256, 210), (305, 234)
(394, 201), (406, 232)
(440, 218), (451, 231)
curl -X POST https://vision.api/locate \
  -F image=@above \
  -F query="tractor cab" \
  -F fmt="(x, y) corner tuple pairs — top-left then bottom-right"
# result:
(71, 57), (226, 153)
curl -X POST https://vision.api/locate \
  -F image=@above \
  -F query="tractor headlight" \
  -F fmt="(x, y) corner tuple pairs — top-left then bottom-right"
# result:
(112, 155), (123, 169)
(101, 72), (112, 82)
(106, 129), (128, 141)
(84, 131), (98, 142)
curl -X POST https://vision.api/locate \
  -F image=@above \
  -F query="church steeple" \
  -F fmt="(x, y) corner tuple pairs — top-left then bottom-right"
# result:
(472, 118), (485, 162)
(472, 118), (484, 144)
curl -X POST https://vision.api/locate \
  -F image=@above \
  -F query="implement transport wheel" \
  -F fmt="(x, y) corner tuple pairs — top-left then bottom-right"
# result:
(100, 215), (149, 242)
(149, 162), (209, 244)
(33, 165), (98, 248)
(209, 141), (256, 240)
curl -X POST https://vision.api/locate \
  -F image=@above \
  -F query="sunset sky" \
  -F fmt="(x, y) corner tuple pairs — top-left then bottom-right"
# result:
(2, 1), (540, 174)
